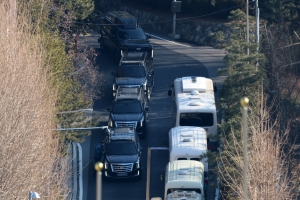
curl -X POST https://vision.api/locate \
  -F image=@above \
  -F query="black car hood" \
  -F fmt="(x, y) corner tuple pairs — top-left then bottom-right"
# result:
(111, 113), (143, 121)
(115, 77), (146, 85)
(107, 155), (138, 163)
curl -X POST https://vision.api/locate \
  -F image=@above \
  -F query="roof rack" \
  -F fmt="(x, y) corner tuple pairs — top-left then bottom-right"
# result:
(115, 86), (142, 100)
(109, 127), (135, 141)
(120, 51), (148, 64)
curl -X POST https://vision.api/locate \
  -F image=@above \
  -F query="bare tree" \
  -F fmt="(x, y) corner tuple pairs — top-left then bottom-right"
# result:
(219, 93), (300, 200)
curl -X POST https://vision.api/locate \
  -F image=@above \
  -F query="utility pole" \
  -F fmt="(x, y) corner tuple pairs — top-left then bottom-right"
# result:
(169, 0), (181, 39)
(241, 97), (249, 200)
(246, 0), (249, 55)
(255, 0), (259, 70)
(255, 0), (259, 49)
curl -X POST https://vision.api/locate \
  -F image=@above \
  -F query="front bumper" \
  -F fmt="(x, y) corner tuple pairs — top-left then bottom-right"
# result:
(103, 168), (141, 180)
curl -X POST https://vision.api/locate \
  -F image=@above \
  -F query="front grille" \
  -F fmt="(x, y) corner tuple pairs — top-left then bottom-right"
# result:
(111, 163), (133, 172)
(115, 121), (137, 128)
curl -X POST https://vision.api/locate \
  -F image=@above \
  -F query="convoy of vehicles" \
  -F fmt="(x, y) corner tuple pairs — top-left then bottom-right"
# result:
(95, 11), (219, 199)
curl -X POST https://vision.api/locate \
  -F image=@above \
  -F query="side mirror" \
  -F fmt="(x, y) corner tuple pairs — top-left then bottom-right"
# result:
(104, 128), (110, 133)
(168, 84), (174, 96)
(145, 107), (149, 112)
(98, 38), (101, 43)
(213, 83), (218, 93)
(146, 34), (151, 39)
(111, 71), (115, 76)
(107, 107), (111, 112)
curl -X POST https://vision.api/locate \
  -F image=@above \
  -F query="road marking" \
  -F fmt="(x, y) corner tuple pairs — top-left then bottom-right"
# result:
(146, 33), (192, 48)
(146, 148), (151, 200)
(146, 147), (169, 200)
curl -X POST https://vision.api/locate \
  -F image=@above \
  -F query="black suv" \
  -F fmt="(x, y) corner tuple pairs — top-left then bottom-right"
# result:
(107, 86), (148, 138)
(98, 11), (153, 62)
(101, 127), (142, 180)
(112, 51), (154, 100)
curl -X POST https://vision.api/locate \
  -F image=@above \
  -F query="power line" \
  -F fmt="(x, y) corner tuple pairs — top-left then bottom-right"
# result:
(74, 2), (253, 27)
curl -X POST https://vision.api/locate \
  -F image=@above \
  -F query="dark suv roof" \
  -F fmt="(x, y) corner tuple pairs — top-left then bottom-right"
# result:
(106, 11), (137, 29)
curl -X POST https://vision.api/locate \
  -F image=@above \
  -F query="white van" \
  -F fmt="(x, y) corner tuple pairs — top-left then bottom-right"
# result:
(168, 126), (208, 173)
(168, 76), (217, 139)
(164, 160), (205, 200)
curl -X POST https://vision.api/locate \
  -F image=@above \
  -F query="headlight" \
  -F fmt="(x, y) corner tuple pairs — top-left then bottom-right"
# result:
(151, 49), (153, 58)
(142, 81), (147, 91)
(105, 161), (109, 169)
(112, 84), (116, 91)
(136, 159), (140, 169)
(139, 116), (144, 127)
(108, 119), (113, 127)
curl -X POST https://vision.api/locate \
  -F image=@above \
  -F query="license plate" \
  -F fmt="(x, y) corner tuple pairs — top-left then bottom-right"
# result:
(117, 173), (128, 177)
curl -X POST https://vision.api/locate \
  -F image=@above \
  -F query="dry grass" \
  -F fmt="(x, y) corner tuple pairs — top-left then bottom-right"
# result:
(0, 3), (68, 199)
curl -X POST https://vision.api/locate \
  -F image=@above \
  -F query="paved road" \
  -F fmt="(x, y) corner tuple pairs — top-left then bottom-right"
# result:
(80, 33), (226, 200)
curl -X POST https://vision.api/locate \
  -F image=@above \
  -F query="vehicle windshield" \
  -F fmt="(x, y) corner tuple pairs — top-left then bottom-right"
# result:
(112, 101), (143, 113)
(167, 189), (201, 195)
(106, 141), (138, 155)
(118, 28), (146, 40)
(179, 113), (214, 127)
(116, 64), (146, 77)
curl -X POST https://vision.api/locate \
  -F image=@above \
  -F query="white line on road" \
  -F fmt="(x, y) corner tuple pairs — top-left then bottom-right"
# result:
(146, 148), (151, 200)
(146, 33), (192, 47)
(146, 147), (169, 200)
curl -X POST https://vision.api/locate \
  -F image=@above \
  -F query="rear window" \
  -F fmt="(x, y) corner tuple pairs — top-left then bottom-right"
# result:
(116, 65), (146, 77)
(118, 28), (146, 40)
(179, 113), (214, 127)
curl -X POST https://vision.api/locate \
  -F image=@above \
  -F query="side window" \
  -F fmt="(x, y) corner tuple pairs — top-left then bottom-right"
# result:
(177, 158), (187, 160)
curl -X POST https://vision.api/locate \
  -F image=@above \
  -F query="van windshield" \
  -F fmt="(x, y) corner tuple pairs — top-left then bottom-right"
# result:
(167, 188), (201, 195)
(179, 113), (214, 127)
(118, 28), (146, 40)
